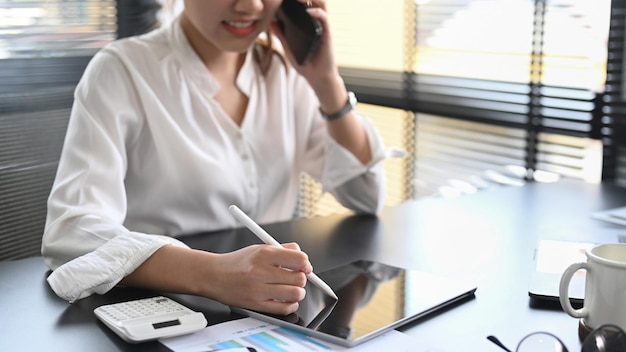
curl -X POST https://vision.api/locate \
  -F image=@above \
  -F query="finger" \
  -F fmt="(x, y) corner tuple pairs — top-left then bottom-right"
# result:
(266, 245), (312, 273)
(292, 0), (328, 23)
(281, 242), (301, 251)
(243, 281), (305, 307)
(267, 283), (307, 303)
(297, 0), (326, 10)
(266, 266), (308, 288)
(304, 7), (328, 23)
(257, 300), (300, 316)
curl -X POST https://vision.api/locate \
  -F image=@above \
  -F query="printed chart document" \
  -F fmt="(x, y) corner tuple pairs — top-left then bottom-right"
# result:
(160, 317), (444, 352)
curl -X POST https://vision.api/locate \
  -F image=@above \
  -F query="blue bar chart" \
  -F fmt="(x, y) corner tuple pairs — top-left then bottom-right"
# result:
(210, 326), (332, 352)
(162, 318), (339, 352)
(160, 317), (422, 352)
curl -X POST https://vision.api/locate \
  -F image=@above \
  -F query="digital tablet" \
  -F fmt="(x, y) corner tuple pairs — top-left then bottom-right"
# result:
(230, 260), (477, 347)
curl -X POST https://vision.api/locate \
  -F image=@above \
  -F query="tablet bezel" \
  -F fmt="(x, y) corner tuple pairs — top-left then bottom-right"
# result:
(230, 260), (477, 347)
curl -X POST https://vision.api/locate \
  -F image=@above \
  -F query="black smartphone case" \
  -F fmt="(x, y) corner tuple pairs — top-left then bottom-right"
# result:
(276, 0), (323, 65)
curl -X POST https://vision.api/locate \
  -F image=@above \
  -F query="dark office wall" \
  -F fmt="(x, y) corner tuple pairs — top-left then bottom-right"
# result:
(117, 0), (162, 39)
(605, 1), (626, 185)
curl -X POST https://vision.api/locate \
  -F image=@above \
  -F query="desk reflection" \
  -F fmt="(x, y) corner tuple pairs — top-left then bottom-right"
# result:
(316, 260), (401, 339)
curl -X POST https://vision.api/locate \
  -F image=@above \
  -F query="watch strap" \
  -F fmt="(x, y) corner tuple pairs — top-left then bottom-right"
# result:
(319, 91), (357, 121)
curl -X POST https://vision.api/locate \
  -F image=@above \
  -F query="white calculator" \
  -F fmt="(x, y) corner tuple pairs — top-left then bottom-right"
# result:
(94, 296), (207, 343)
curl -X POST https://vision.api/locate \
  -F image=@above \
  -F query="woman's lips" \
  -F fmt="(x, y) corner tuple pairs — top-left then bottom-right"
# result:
(222, 20), (259, 36)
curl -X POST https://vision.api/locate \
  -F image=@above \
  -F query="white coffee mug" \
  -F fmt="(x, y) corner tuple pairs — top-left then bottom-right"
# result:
(559, 243), (626, 331)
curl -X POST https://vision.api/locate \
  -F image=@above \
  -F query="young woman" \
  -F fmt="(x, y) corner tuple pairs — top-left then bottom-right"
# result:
(42, 0), (389, 315)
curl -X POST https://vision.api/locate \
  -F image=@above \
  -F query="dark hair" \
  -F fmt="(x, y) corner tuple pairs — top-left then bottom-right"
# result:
(255, 30), (287, 74)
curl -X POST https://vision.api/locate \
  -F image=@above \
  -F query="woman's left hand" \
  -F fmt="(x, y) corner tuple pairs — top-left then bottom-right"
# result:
(269, 0), (342, 92)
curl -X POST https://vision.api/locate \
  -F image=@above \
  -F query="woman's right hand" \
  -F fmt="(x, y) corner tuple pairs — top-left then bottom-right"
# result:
(203, 242), (313, 315)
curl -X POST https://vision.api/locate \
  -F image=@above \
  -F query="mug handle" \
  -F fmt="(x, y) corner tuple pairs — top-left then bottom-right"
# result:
(559, 262), (589, 318)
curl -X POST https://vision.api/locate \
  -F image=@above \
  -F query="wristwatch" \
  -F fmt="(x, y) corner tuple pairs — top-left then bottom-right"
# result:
(319, 91), (357, 121)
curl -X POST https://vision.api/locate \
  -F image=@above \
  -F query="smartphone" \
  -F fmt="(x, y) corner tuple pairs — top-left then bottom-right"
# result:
(275, 0), (323, 65)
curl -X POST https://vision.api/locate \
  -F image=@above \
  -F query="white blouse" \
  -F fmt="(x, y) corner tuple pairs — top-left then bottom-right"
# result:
(42, 18), (389, 302)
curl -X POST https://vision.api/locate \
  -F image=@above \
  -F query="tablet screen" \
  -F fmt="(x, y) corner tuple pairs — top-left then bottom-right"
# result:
(231, 260), (476, 346)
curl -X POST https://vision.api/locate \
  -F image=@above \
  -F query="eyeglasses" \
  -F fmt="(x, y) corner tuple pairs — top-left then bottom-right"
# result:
(487, 324), (626, 352)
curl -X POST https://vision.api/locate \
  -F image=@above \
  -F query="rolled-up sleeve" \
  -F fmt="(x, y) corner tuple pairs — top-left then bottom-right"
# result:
(321, 114), (389, 214)
(45, 230), (187, 302)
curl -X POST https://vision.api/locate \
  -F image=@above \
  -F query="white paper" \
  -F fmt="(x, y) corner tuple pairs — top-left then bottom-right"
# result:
(535, 240), (595, 274)
(160, 317), (444, 352)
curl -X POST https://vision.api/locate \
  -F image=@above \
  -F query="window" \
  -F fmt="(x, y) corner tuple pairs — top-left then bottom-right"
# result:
(0, 1), (116, 59)
(319, 0), (615, 211)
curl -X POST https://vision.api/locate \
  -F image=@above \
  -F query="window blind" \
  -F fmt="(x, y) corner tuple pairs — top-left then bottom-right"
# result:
(412, 0), (608, 191)
(326, 0), (612, 204)
(0, 0), (159, 260)
(0, 0), (116, 59)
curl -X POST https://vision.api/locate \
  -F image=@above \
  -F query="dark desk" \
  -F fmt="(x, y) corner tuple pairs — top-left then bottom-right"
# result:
(2, 179), (626, 351)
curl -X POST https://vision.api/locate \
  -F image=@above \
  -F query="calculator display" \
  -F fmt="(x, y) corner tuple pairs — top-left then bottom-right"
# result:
(153, 319), (182, 329)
